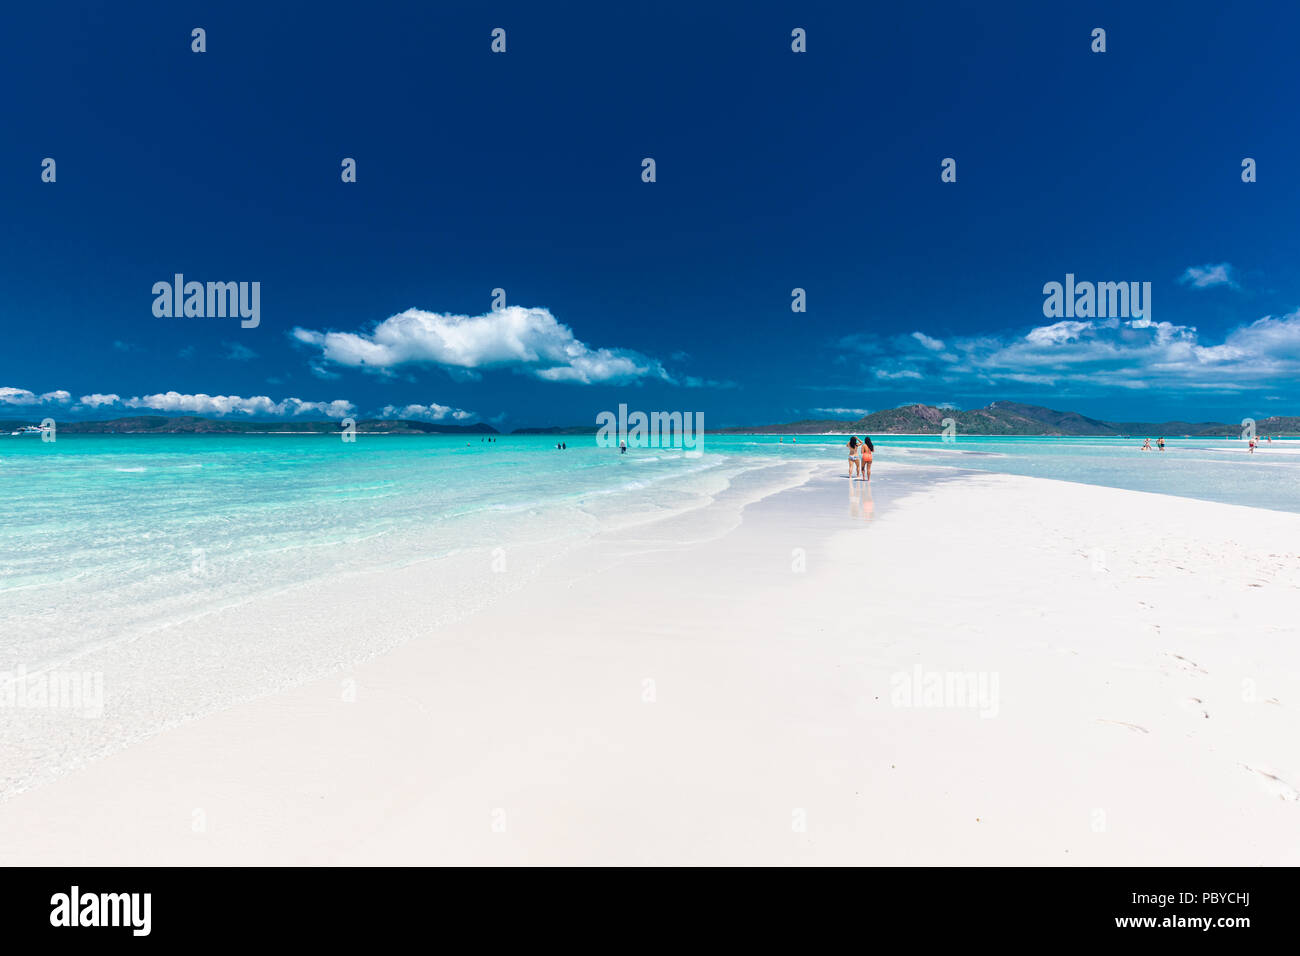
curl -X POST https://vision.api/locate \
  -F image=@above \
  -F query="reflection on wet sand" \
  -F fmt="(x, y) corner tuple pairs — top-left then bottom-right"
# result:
(849, 478), (874, 521)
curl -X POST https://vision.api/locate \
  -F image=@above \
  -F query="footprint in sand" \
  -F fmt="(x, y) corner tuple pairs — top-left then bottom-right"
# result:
(1240, 764), (1299, 802)
(1097, 719), (1149, 734)
(1181, 697), (1210, 719)
(1166, 653), (1208, 675)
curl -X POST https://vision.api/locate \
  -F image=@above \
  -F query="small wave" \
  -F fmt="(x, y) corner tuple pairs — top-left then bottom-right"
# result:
(112, 467), (147, 473)
(913, 448), (1007, 458)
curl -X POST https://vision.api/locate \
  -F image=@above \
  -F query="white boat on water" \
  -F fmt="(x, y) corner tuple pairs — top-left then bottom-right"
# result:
(8, 425), (45, 436)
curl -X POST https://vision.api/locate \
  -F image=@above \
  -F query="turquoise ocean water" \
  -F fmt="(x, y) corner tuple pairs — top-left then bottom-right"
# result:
(0, 431), (1296, 793)
(3, 430), (1295, 661)
(2, 433), (1297, 624)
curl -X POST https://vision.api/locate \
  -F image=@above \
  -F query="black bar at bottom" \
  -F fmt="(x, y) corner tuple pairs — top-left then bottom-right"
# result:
(0, 865), (1283, 943)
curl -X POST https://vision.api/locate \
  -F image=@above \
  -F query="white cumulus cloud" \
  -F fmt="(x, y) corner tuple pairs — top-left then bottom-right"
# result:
(0, 387), (39, 405)
(844, 308), (1300, 393)
(79, 393), (122, 408)
(1, 387), (73, 406)
(293, 306), (672, 385)
(122, 392), (356, 418)
(1179, 263), (1238, 289)
(380, 403), (476, 422)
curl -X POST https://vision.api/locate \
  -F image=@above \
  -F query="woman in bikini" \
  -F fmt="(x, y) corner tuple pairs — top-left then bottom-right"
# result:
(860, 436), (874, 481)
(846, 436), (859, 478)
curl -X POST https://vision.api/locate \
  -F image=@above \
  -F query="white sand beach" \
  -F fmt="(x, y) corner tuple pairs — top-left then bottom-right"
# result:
(1, 461), (1297, 866)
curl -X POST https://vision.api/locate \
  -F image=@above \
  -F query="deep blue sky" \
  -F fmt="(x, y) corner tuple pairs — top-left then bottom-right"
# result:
(4, 1), (1299, 427)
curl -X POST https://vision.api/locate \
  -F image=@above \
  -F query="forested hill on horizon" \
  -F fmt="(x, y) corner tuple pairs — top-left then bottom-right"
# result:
(3, 402), (1298, 436)
(719, 402), (1300, 437)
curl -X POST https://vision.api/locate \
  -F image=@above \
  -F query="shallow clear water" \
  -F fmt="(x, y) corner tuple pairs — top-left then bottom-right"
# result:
(2, 434), (1296, 633)
(0, 430), (1295, 794)
(715, 434), (1300, 514)
(0, 435), (783, 666)
(0, 433), (814, 793)
(2, 430), (1295, 664)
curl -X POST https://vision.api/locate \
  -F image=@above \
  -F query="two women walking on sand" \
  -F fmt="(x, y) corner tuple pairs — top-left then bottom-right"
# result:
(846, 435), (873, 481)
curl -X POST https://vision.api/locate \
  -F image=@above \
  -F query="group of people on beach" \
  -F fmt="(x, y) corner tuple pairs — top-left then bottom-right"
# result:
(1142, 435), (1273, 453)
(846, 435), (874, 480)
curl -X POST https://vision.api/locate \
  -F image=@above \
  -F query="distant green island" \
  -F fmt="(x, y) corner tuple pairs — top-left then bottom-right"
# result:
(2, 402), (1297, 437)
(715, 401), (1300, 437)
